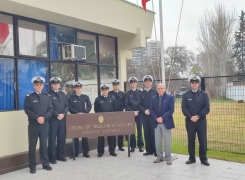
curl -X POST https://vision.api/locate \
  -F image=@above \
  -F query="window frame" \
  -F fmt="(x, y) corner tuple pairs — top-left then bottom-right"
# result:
(0, 11), (119, 112)
(16, 16), (50, 60)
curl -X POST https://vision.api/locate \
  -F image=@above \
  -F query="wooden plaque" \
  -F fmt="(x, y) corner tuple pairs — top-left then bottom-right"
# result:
(66, 112), (135, 138)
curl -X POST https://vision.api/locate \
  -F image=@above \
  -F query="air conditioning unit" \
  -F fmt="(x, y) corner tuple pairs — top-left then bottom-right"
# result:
(62, 44), (86, 60)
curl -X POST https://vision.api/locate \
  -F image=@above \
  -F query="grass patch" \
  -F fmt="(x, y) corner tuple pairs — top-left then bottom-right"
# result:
(123, 142), (245, 163)
(171, 145), (245, 163)
(123, 98), (245, 163)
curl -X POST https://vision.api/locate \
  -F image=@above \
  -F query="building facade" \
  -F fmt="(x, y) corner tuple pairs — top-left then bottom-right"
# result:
(0, 0), (154, 174)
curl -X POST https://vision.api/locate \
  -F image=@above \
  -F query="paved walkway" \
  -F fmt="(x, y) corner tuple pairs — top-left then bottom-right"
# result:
(1, 149), (245, 180)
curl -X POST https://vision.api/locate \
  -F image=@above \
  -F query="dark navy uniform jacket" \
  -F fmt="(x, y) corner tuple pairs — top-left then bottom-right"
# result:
(150, 93), (175, 129)
(124, 89), (141, 111)
(24, 92), (53, 126)
(68, 94), (92, 114)
(48, 90), (69, 119)
(108, 90), (125, 111)
(181, 90), (210, 121)
(94, 96), (117, 113)
(139, 89), (158, 113)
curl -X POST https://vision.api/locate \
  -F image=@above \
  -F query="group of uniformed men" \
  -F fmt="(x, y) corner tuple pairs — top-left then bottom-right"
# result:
(24, 74), (210, 174)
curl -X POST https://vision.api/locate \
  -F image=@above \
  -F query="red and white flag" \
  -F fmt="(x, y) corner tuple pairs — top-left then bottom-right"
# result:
(0, 23), (9, 44)
(142, 0), (150, 11)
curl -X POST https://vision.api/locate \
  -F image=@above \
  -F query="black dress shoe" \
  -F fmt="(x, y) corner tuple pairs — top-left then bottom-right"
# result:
(154, 152), (157, 157)
(139, 148), (144, 152)
(49, 160), (57, 164)
(110, 152), (117, 157)
(98, 154), (103, 157)
(30, 169), (36, 174)
(119, 147), (125, 151)
(186, 160), (196, 164)
(201, 161), (210, 166)
(70, 154), (78, 158)
(83, 154), (90, 158)
(130, 148), (135, 152)
(143, 152), (153, 156)
(43, 165), (52, 171)
(57, 158), (67, 162)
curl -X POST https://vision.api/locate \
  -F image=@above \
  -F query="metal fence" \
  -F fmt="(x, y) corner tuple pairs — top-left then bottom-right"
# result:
(124, 75), (245, 154)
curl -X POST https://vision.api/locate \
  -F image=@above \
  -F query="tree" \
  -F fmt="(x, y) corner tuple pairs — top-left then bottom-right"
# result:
(232, 10), (245, 78)
(197, 3), (236, 98)
(197, 3), (236, 77)
(126, 46), (195, 82)
(165, 46), (194, 78)
(189, 64), (203, 76)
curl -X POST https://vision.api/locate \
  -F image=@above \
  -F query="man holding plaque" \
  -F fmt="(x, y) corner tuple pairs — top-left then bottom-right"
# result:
(68, 81), (92, 158)
(109, 79), (125, 151)
(94, 84), (117, 157)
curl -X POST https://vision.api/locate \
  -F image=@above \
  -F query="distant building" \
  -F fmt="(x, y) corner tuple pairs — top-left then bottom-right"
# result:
(132, 47), (147, 65)
(146, 40), (161, 59)
(132, 40), (161, 63)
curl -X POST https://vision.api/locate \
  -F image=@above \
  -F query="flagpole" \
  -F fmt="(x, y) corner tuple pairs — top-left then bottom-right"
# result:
(159, 0), (165, 86)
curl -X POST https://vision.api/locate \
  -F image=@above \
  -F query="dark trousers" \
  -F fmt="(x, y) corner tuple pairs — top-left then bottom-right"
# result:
(97, 136), (115, 154)
(130, 115), (144, 149)
(74, 138), (89, 156)
(186, 119), (207, 162)
(114, 135), (124, 148)
(48, 118), (66, 161)
(142, 114), (156, 153)
(28, 123), (49, 170)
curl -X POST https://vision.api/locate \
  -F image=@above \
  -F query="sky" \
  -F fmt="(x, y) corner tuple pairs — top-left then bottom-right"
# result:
(126, 0), (245, 55)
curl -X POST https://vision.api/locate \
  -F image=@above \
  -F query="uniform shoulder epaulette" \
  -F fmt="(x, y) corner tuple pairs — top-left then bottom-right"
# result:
(45, 92), (50, 96)
(26, 94), (30, 96)
(183, 91), (189, 96)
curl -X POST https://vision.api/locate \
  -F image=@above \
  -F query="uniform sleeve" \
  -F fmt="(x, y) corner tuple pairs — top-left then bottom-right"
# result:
(124, 92), (133, 111)
(198, 93), (210, 118)
(139, 92), (146, 113)
(150, 96), (158, 121)
(85, 96), (92, 113)
(122, 92), (125, 109)
(43, 97), (53, 121)
(181, 93), (192, 119)
(94, 98), (99, 113)
(161, 96), (174, 121)
(113, 98), (117, 111)
(24, 96), (39, 121)
(136, 90), (142, 111)
(68, 97), (79, 114)
(63, 95), (69, 115)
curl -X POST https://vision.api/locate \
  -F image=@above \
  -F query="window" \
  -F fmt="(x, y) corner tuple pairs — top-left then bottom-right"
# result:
(0, 58), (15, 111)
(18, 20), (47, 57)
(100, 66), (117, 85)
(50, 25), (74, 61)
(77, 64), (98, 104)
(77, 32), (97, 63)
(51, 62), (75, 92)
(99, 35), (116, 66)
(0, 13), (118, 111)
(0, 14), (14, 56)
(18, 59), (48, 109)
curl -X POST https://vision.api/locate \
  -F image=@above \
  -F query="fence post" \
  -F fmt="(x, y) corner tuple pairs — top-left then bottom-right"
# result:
(201, 77), (205, 91)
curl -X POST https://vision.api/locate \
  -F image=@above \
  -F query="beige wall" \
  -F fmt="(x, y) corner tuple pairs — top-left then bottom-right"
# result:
(0, 111), (29, 157)
(0, 0), (151, 158)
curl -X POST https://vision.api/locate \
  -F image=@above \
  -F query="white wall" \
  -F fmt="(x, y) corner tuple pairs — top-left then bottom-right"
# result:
(226, 86), (245, 101)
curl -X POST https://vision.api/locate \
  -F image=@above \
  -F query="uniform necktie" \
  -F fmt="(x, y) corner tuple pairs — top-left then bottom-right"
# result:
(158, 96), (162, 113)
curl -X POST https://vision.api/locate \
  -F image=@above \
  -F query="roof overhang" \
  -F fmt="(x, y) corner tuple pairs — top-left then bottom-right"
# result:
(0, 0), (154, 50)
